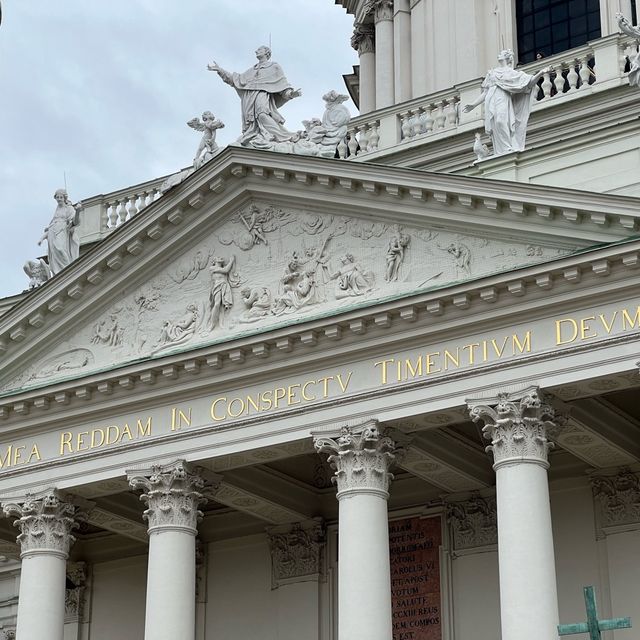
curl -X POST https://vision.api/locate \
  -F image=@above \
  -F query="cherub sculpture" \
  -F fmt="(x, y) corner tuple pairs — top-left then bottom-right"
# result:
(187, 111), (225, 169)
(23, 258), (50, 289)
(617, 13), (640, 87)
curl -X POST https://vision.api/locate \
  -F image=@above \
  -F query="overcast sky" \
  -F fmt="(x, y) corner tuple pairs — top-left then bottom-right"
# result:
(0, 0), (357, 298)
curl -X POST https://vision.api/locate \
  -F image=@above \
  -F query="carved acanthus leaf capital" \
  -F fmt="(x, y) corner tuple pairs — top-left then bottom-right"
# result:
(351, 22), (376, 54)
(2, 490), (85, 558)
(445, 494), (497, 551)
(591, 468), (640, 536)
(467, 386), (560, 469)
(267, 520), (326, 589)
(372, 0), (394, 22)
(314, 422), (398, 498)
(128, 460), (215, 535)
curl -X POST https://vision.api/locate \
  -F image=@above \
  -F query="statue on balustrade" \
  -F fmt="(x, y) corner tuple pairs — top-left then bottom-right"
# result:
(208, 45), (302, 147)
(37, 188), (82, 275)
(463, 50), (550, 157)
(617, 13), (640, 88)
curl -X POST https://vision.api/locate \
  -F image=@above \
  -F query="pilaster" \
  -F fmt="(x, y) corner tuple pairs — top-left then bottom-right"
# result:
(445, 493), (497, 554)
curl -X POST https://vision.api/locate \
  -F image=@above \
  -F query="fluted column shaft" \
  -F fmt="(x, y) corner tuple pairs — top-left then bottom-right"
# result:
(128, 460), (209, 640)
(3, 491), (84, 640)
(352, 23), (376, 114)
(315, 423), (397, 640)
(393, 0), (412, 102)
(374, 0), (395, 108)
(468, 387), (561, 640)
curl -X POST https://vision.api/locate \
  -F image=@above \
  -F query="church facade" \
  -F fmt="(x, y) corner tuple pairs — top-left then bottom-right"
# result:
(0, 2), (639, 640)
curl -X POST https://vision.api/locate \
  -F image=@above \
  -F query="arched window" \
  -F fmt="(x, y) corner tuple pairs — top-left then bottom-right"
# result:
(516, 0), (601, 64)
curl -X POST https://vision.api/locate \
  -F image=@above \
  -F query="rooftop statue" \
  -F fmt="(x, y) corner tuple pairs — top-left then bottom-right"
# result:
(37, 188), (82, 275)
(463, 50), (550, 158)
(23, 258), (50, 289)
(208, 45), (302, 147)
(187, 111), (225, 169)
(616, 13), (640, 87)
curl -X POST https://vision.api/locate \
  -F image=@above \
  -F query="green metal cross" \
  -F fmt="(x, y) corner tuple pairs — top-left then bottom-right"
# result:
(558, 586), (632, 640)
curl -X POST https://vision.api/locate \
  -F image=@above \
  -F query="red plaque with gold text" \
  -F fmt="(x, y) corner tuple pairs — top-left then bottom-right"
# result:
(389, 516), (442, 640)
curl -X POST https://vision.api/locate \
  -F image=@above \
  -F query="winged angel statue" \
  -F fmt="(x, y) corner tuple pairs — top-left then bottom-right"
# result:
(187, 111), (225, 169)
(23, 258), (50, 289)
(617, 13), (640, 87)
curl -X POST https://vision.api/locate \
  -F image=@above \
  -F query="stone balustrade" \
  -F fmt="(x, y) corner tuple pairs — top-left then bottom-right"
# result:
(345, 33), (635, 159)
(77, 175), (168, 247)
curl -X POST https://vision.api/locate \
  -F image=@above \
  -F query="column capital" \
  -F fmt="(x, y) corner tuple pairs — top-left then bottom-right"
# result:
(467, 386), (560, 469)
(2, 489), (85, 559)
(371, 0), (394, 22)
(127, 459), (214, 535)
(351, 22), (375, 54)
(314, 421), (398, 498)
(591, 468), (640, 538)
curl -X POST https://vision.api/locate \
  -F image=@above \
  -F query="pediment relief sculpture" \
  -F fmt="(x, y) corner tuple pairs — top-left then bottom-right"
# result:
(1, 202), (576, 392)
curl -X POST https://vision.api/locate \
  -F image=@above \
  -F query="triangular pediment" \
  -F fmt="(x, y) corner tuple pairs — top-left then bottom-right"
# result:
(1, 147), (638, 395)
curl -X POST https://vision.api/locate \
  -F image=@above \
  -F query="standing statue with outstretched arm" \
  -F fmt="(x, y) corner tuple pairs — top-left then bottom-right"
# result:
(207, 45), (302, 147)
(463, 49), (550, 157)
(617, 13), (640, 87)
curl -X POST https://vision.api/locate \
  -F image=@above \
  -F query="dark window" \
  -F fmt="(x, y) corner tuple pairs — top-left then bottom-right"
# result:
(516, 0), (601, 63)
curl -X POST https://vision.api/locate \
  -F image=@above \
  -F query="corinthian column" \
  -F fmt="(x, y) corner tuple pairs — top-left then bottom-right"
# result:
(314, 422), (397, 640)
(351, 23), (376, 114)
(2, 490), (85, 640)
(128, 460), (217, 640)
(467, 386), (561, 640)
(373, 0), (395, 108)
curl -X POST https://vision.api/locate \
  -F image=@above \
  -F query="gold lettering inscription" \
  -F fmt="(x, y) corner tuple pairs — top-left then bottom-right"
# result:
(0, 443), (41, 469)
(58, 417), (153, 456)
(171, 407), (192, 431)
(207, 372), (353, 423)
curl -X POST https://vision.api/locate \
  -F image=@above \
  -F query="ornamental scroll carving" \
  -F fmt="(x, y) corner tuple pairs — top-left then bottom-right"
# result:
(467, 386), (560, 469)
(314, 422), (398, 498)
(267, 520), (326, 589)
(445, 494), (497, 552)
(128, 460), (217, 535)
(591, 468), (640, 537)
(2, 490), (85, 558)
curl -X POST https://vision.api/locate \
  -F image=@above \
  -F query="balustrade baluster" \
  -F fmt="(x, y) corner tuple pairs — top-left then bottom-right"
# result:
(108, 201), (119, 229)
(409, 111), (420, 137)
(128, 196), (139, 218)
(541, 70), (553, 98)
(347, 130), (359, 156)
(422, 106), (434, 134)
(367, 124), (379, 151)
(400, 112), (412, 139)
(117, 200), (128, 226)
(337, 137), (348, 159)
(579, 57), (591, 88)
(359, 128), (370, 153)
(434, 102), (446, 129)
(553, 66), (566, 95)
(445, 100), (457, 127)
(566, 61), (579, 91)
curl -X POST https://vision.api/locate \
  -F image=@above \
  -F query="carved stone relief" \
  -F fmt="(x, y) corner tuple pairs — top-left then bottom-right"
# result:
(1, 202), (577, 391)
(65, 561), (90, 623)
(267, 520), (326, 589)
(591, 468), (640, 538)
(445, 494), (497, 552)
